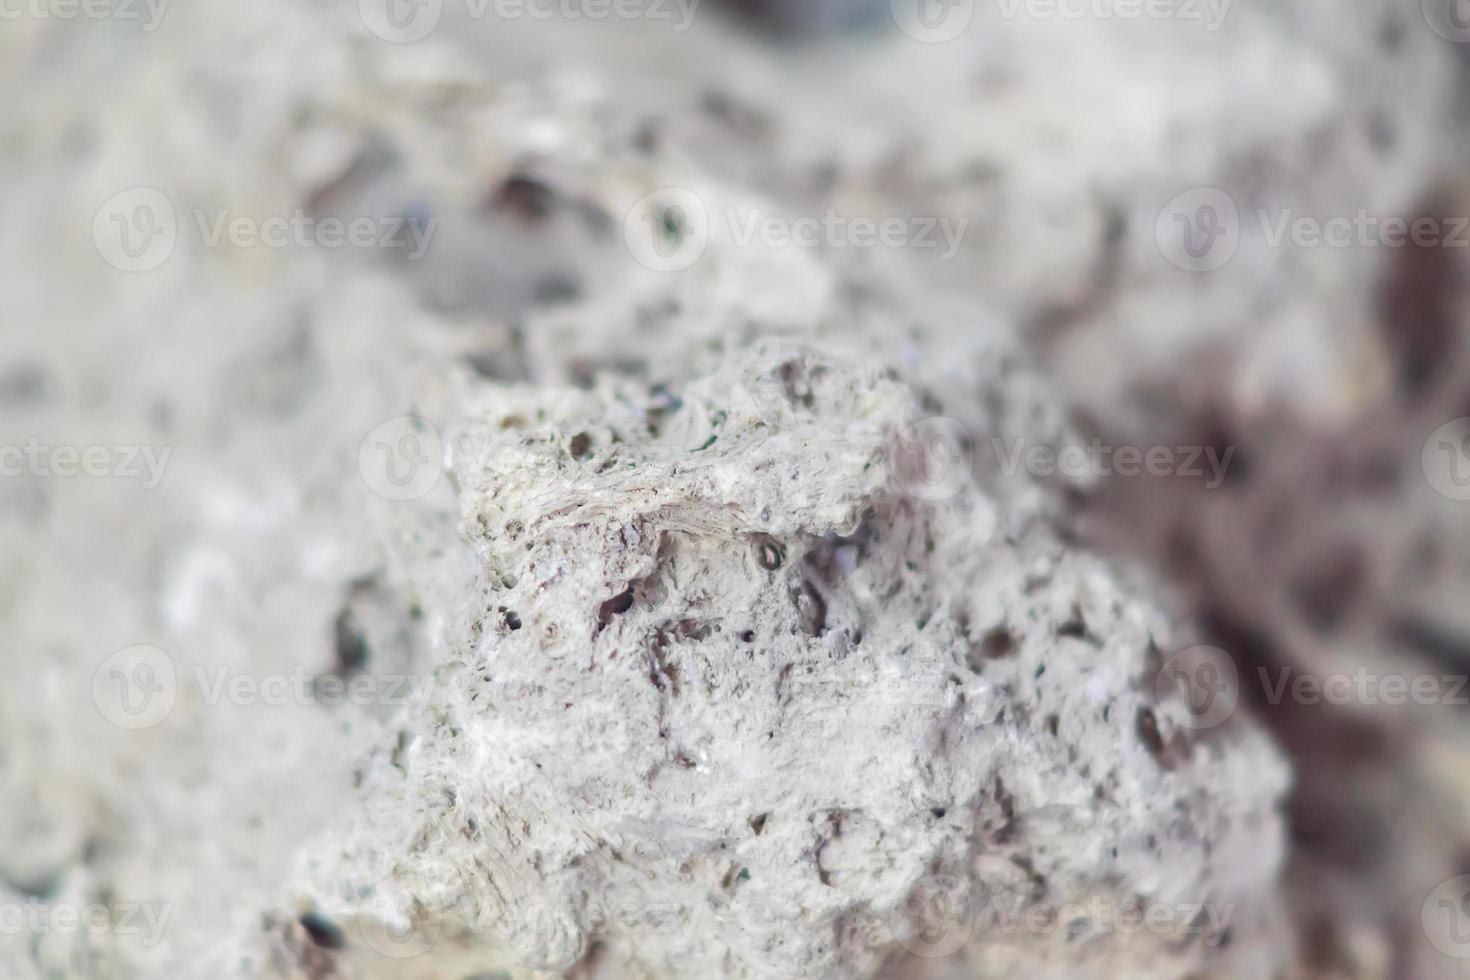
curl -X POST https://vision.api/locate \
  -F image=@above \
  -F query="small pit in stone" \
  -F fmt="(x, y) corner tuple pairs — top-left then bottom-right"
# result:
(1135, 706), (1174, 769)
(596, 587), (636, 633)
(792, 581), (827, 636)
(299, 911), (345, 950)
(332, 607), (369, 675)
(753, 535), (784, 570)
(486, 172), (556, 222)
(569, 431), (592, 459)
(967, 626), (1017, 670)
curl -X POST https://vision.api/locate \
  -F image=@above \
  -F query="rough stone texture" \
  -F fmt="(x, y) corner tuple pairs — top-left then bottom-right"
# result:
(270, 339), (1286, 979)
(4, 0), (1465, 977)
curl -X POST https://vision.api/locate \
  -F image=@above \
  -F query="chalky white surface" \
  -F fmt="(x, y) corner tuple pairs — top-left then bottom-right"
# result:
(9, 0), (1459, 976)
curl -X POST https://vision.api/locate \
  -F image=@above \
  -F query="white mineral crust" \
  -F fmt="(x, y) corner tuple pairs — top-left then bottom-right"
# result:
(265, 338), (1288, 979)
(14, 0), (1446, 975)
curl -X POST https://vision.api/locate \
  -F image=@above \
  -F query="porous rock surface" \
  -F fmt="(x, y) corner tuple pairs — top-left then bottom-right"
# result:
(266, 339), (1287, 979)
(2, 0), (1400, 976)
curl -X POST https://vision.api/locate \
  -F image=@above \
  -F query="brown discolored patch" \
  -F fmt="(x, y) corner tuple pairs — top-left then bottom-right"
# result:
(596, 588), (636, 634)
(569, 432), (592, 460)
